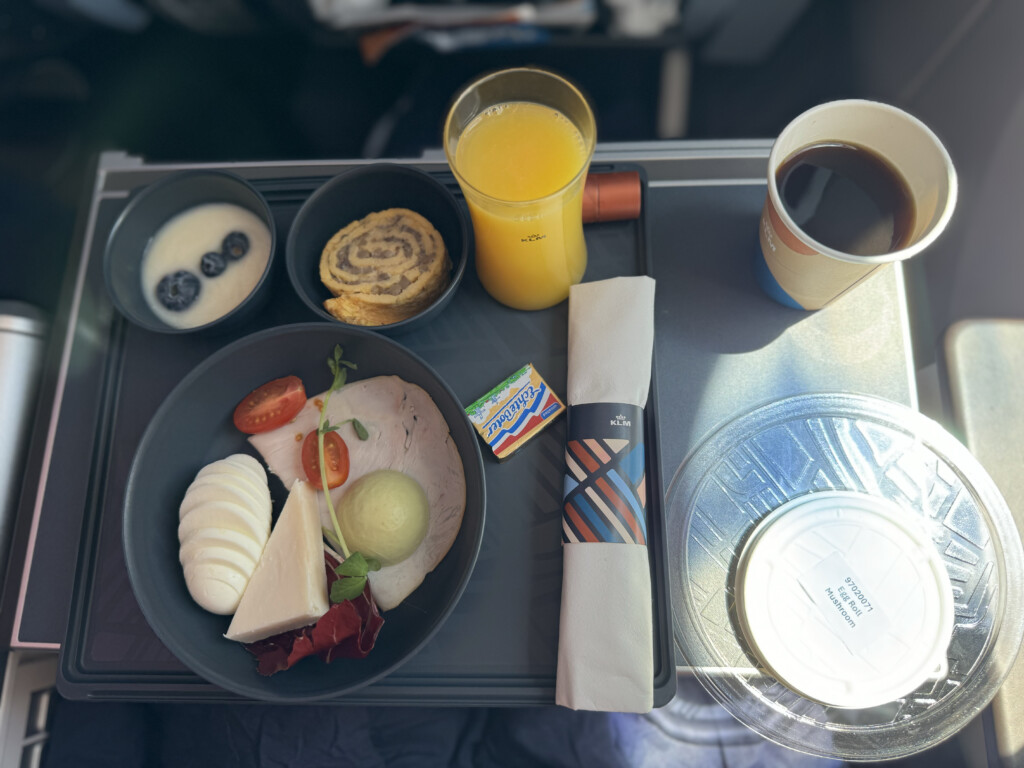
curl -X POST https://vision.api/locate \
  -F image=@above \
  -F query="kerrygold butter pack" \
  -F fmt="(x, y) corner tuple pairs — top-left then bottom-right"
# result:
(465, 364), (565, 460)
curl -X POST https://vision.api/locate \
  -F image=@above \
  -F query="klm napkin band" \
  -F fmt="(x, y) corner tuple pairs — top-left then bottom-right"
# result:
(563, 403), (646, 545)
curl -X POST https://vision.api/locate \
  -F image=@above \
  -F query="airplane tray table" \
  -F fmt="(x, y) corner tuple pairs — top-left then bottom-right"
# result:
(51, 153), (671, 705)
(8, 143), (917, 706)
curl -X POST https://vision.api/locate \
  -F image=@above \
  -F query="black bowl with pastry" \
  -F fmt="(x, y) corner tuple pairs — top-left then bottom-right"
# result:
(286, 164), (470, 333)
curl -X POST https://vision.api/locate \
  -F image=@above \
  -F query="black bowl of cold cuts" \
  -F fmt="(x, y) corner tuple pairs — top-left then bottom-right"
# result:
(122, 322), (486, 701)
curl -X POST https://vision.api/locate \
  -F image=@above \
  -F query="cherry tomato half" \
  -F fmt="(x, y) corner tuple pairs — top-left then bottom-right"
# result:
(232, 375), (307, 434)
(301, 430), (350, 490)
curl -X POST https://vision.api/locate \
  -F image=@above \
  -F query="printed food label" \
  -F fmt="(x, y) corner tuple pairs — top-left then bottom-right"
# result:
(797, 551), (892, 656)
(465, 363), (565, 461)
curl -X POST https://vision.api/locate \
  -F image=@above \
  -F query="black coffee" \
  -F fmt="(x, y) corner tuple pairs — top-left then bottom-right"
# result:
(776, 142), (915, 257)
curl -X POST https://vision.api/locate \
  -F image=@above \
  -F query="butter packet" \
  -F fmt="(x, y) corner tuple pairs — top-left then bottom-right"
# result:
(466, 364), (566, 461)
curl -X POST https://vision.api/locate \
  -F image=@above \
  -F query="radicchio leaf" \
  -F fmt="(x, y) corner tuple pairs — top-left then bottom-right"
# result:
(244, 552), (384, 676)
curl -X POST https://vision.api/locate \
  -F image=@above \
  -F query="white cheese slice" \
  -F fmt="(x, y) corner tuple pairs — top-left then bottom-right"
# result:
(225, 480), (329, 643)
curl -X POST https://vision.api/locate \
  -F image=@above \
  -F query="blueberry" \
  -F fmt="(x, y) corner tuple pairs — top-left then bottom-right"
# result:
(155, 270), (201, 311)
(222, 231), (249, 260)
(200, 251), (227, 277)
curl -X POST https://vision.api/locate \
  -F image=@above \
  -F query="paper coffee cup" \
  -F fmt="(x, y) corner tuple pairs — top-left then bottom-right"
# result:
(756, 100), (957, 310)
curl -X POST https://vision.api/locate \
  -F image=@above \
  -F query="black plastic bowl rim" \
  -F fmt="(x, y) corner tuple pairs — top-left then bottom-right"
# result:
(104, 169), (278, 335)
(285, 163), (470, 333)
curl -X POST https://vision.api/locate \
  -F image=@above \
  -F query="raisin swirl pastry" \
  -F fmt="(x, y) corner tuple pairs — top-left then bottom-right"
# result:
(319, 208), (451, 326)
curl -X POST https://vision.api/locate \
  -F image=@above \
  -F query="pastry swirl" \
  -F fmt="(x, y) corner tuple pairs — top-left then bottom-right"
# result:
(319, 208), (451, 326)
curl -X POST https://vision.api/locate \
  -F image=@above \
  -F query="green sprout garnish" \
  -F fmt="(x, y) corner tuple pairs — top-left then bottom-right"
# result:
(330, 552), (382, 603)
(316, 344), (367, 560)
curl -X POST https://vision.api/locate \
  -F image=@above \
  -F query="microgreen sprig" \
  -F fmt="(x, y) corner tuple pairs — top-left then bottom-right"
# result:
(330, 552), (382, 603)
(317, 345), (367, 559)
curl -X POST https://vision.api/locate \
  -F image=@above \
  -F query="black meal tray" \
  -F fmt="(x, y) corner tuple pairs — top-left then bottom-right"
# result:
(58, 163), (676, 705)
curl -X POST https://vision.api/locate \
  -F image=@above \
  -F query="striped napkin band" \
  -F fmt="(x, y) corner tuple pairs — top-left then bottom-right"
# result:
(563, 403), (647, 545)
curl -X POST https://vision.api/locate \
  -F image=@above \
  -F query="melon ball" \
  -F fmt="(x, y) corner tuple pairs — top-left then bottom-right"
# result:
(338, 470), (429, 566)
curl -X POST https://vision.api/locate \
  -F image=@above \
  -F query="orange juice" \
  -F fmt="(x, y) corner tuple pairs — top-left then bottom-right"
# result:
(454, 101), (591, 310)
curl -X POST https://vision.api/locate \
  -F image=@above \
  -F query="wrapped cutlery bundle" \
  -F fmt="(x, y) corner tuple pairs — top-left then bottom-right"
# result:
(556, 275), (656, 713)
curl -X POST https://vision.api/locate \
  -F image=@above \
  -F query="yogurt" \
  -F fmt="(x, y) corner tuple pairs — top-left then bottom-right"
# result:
(142, 203), (272, 329)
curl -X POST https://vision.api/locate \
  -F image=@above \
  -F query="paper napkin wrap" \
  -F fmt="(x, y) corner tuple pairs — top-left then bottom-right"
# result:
(556, 275), (655, 713)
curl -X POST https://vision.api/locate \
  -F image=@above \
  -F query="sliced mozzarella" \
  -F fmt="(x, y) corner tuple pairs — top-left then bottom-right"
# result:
(200, 453), (266, 482)
(194, 459), (268, 485)
(192, 455), (270, 506)
(178, 454), (275, 616)
(179, 500), (269, 544)
(184, 561), (251, 614)
(226, 453), (266, 474)
(195, 453), (268, 488)
(184, 556), (251, 585)
(179, 527), (266, 563)
(180, 538), (259, 575)
(225, 480), (329, 643)
(179, 478), (270, 524)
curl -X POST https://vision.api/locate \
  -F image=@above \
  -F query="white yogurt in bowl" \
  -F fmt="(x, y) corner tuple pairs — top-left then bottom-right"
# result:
(142, 203), (272, 329)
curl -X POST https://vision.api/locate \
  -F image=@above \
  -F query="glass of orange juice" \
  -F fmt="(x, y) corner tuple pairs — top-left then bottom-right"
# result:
(444, 68), (597, 310)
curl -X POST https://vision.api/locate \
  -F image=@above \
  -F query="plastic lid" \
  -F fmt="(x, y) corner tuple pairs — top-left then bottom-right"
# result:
(735, 491), (954, 709)
(667, 393), (1024, 761)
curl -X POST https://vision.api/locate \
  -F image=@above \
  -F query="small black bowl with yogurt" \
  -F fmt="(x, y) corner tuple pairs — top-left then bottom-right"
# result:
(104, 171), (276, 334)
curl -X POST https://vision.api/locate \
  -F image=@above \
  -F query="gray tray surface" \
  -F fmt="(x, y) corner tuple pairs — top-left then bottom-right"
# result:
(58, 166), (676, 705)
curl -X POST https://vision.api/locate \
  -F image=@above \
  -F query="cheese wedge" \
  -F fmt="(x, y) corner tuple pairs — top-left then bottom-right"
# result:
(225, 480), (329, 643)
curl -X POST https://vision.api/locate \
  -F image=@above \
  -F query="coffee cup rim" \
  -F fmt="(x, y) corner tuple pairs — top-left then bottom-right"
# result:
(766, 98), (958, 266)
